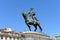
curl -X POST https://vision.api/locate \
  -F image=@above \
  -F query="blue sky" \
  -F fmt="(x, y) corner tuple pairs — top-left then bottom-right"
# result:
(0, 0), (60, 38)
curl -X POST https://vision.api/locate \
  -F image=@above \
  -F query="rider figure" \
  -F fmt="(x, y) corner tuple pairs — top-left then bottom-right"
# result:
(28, 8), (39, 24)
(28, 8), (35, 18)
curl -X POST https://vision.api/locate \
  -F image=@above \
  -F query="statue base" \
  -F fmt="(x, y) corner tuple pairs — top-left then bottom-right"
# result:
(20, 31), (51, 40)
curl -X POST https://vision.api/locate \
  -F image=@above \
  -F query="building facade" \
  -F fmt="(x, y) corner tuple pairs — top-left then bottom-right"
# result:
(0, 27), (52, 40)
(54, 34), (60, 40)
(0, 27), (21, 40)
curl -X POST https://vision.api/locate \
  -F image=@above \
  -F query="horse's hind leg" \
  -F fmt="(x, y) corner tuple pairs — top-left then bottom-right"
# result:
(34, 25), (37, 32)
(38, 24), (42, 32)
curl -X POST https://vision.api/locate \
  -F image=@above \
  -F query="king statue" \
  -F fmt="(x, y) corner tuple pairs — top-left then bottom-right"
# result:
(22, 8), (42, 32)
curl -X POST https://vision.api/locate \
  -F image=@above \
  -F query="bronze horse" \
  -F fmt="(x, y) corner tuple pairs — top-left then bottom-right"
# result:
(22, 12), (42, 32)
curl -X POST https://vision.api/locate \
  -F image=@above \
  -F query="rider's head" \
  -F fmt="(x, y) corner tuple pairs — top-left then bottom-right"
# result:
(30, 8), (34, 11)
(30, 8), (35, 16)
(33, 13), (35, 16)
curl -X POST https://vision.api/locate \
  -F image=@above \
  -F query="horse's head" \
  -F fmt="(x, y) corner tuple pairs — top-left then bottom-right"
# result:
(22, 12), (27, 20)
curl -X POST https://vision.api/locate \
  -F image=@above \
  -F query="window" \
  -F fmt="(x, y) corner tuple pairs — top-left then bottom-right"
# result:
(5, 36), (7, 40)
(10, 37), (12, 40)
(1, 35), (3, 39)
(13, 37), (15, 40)
(17, 37), (19, 40)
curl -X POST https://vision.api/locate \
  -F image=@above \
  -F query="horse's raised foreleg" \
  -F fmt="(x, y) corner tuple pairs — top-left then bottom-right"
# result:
(26, 23), (31, 31)
(28, 25), (31, 31)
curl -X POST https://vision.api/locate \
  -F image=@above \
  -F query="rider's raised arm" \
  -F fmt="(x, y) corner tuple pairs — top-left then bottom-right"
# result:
(33, 16), (39, 21)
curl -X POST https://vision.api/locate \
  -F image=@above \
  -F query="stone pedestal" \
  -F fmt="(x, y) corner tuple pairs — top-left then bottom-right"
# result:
(20, 31), (51, 40)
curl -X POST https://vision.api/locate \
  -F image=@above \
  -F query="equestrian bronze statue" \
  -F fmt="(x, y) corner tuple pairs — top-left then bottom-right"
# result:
(22, 8), (42, 32)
